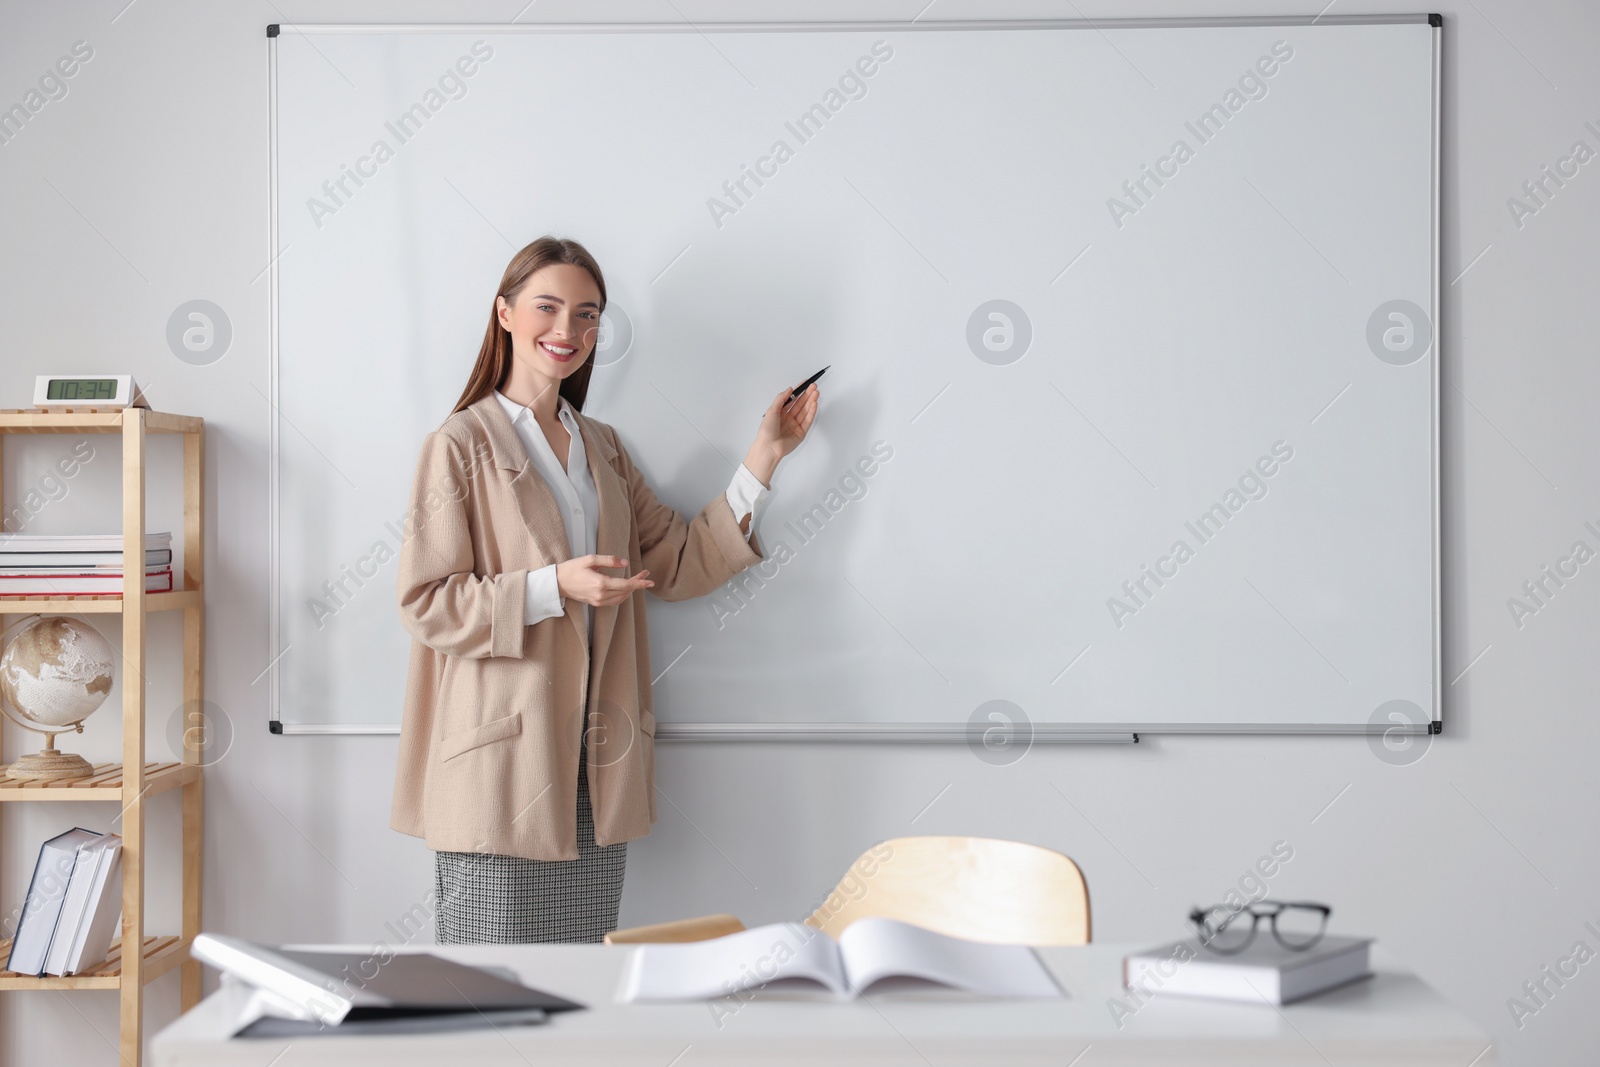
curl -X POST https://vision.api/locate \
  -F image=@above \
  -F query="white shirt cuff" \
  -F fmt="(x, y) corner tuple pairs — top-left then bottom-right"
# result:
(524, 564), (565, 625)
(726, 463), (771, 541)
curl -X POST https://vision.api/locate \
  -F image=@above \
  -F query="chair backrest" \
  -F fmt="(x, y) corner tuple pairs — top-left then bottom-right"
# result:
(603, 913), (745, 945)
(803, 836), (1090, 945)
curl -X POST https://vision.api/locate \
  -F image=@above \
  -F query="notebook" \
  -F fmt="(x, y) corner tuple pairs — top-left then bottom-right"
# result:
(191, 934), (584, 1037)
(621, 917), (1061, 1002)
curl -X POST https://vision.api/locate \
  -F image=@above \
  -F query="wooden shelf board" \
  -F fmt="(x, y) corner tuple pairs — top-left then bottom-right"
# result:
(0, 934), (186, 990)
(0, 761), (199, 801)
(0, 410), (202, 434)
(0, 588), (202, 613)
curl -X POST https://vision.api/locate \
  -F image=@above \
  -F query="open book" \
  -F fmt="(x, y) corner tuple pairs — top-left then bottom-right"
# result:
(621, 918), (1061, 1002)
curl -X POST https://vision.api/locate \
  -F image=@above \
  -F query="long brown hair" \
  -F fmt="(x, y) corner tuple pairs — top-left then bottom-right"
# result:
(451, 236), (608, 416)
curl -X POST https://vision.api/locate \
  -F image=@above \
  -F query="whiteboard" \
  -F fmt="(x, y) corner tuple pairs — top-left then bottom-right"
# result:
(267, 17), (1440, 738)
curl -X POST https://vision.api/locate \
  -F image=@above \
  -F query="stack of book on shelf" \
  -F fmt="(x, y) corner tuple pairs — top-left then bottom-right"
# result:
(4, 827), (125, 977)
(0, 532), (173, 596)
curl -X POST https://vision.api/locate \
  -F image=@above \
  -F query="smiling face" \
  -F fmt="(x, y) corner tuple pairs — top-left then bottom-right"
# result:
(496, 263), (604, 383)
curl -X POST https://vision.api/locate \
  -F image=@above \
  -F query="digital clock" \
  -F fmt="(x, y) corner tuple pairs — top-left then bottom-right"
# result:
(33, 375), (147, 409)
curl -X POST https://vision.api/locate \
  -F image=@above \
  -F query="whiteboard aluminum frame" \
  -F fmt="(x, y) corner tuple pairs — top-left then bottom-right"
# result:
(267, 15), (1444, 739)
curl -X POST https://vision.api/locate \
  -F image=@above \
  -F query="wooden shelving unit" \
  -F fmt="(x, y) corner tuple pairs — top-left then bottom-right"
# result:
(0, 407), (204, 1067)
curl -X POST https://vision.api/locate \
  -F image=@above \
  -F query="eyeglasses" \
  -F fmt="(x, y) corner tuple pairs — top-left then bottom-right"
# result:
(1188, 900), (1331, 954)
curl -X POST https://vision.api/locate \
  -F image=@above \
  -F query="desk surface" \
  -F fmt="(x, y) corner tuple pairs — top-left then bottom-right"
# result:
(153, 941), (1495, 1067)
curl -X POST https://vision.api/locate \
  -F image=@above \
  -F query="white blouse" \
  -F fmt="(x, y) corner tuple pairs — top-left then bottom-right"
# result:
(494, 390), (770, 634)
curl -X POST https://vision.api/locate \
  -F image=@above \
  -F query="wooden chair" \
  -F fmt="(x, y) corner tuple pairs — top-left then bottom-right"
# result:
(603, 836), (1089, 946)
(804, 836), (1090, 945)
(602, 912), (745, 945)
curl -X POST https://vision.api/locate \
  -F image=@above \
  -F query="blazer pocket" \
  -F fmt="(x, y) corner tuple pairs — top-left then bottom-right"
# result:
(439, 709), (523, 763)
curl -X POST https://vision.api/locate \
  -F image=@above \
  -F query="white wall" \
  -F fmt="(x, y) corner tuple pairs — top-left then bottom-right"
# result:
(1, 1), (1595, 1064)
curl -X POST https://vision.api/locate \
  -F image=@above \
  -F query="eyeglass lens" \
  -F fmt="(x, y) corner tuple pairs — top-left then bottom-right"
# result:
(1200, 906), (1254, 950)
(1271, 904), (1328, 948)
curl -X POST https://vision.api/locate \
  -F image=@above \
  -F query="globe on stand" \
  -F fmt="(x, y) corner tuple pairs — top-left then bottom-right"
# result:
(0, 615), (116, 782)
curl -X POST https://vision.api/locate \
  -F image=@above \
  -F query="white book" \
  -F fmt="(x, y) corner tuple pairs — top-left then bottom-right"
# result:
(5, 827), (102, 977)
(621, 918), (1061, 1002)
(0, 548), (172, 568)
(1123, 935), (1373, 1006)
(43, 837), (113, 975)
(0, 569), (172, 595)
(64, 836), (123, 975)
(0, 532), (171, 553)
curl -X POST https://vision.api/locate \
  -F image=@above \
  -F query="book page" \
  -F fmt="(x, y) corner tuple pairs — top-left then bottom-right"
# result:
(621, 922), (847, 1002)
(837, 918), (1061, 998)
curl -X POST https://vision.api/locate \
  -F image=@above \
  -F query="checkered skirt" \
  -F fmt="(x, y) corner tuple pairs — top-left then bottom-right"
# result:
(432, 740), (627, 944)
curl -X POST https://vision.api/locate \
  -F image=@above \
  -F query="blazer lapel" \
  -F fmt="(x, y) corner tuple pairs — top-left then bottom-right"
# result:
(469, 394), (589, 645)
(576, 413), (628, 681)
(468, 393), (630, 661)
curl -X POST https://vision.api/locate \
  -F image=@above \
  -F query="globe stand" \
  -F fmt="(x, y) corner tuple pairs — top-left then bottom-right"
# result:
(0, 707), (92, 782)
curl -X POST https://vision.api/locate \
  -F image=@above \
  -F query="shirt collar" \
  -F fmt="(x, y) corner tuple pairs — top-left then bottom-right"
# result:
(495, 389), (576, 429)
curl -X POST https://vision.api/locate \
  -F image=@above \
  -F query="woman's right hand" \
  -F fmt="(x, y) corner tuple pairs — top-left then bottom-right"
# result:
(556, 555), (654, 607)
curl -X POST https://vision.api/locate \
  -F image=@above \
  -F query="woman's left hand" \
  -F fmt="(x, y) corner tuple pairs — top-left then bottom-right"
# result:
(745, 382), (819, 484)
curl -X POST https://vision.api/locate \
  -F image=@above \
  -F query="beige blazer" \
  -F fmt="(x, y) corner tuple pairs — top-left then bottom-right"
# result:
(390, 393), (765, 861)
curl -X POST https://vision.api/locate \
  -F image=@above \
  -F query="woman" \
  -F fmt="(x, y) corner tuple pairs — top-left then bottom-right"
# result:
(390, 236), (818, 943)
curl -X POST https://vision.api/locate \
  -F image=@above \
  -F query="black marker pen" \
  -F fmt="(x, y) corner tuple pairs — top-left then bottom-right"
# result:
(777, 366), (828, 414)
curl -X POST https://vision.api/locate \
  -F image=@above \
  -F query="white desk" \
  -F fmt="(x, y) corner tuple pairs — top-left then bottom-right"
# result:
(153, 941), (1495, 1066)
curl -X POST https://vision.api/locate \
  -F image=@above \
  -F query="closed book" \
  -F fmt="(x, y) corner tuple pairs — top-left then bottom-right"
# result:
(0, 549), (172, 568)
(43, 837), (115, 976)
(64, 835), (123, 975)
(0, 533), (171, 554)
(0, 569), (172, 595)
(1123, 936), (1372, 1006)
(5, 828), (103, 977)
